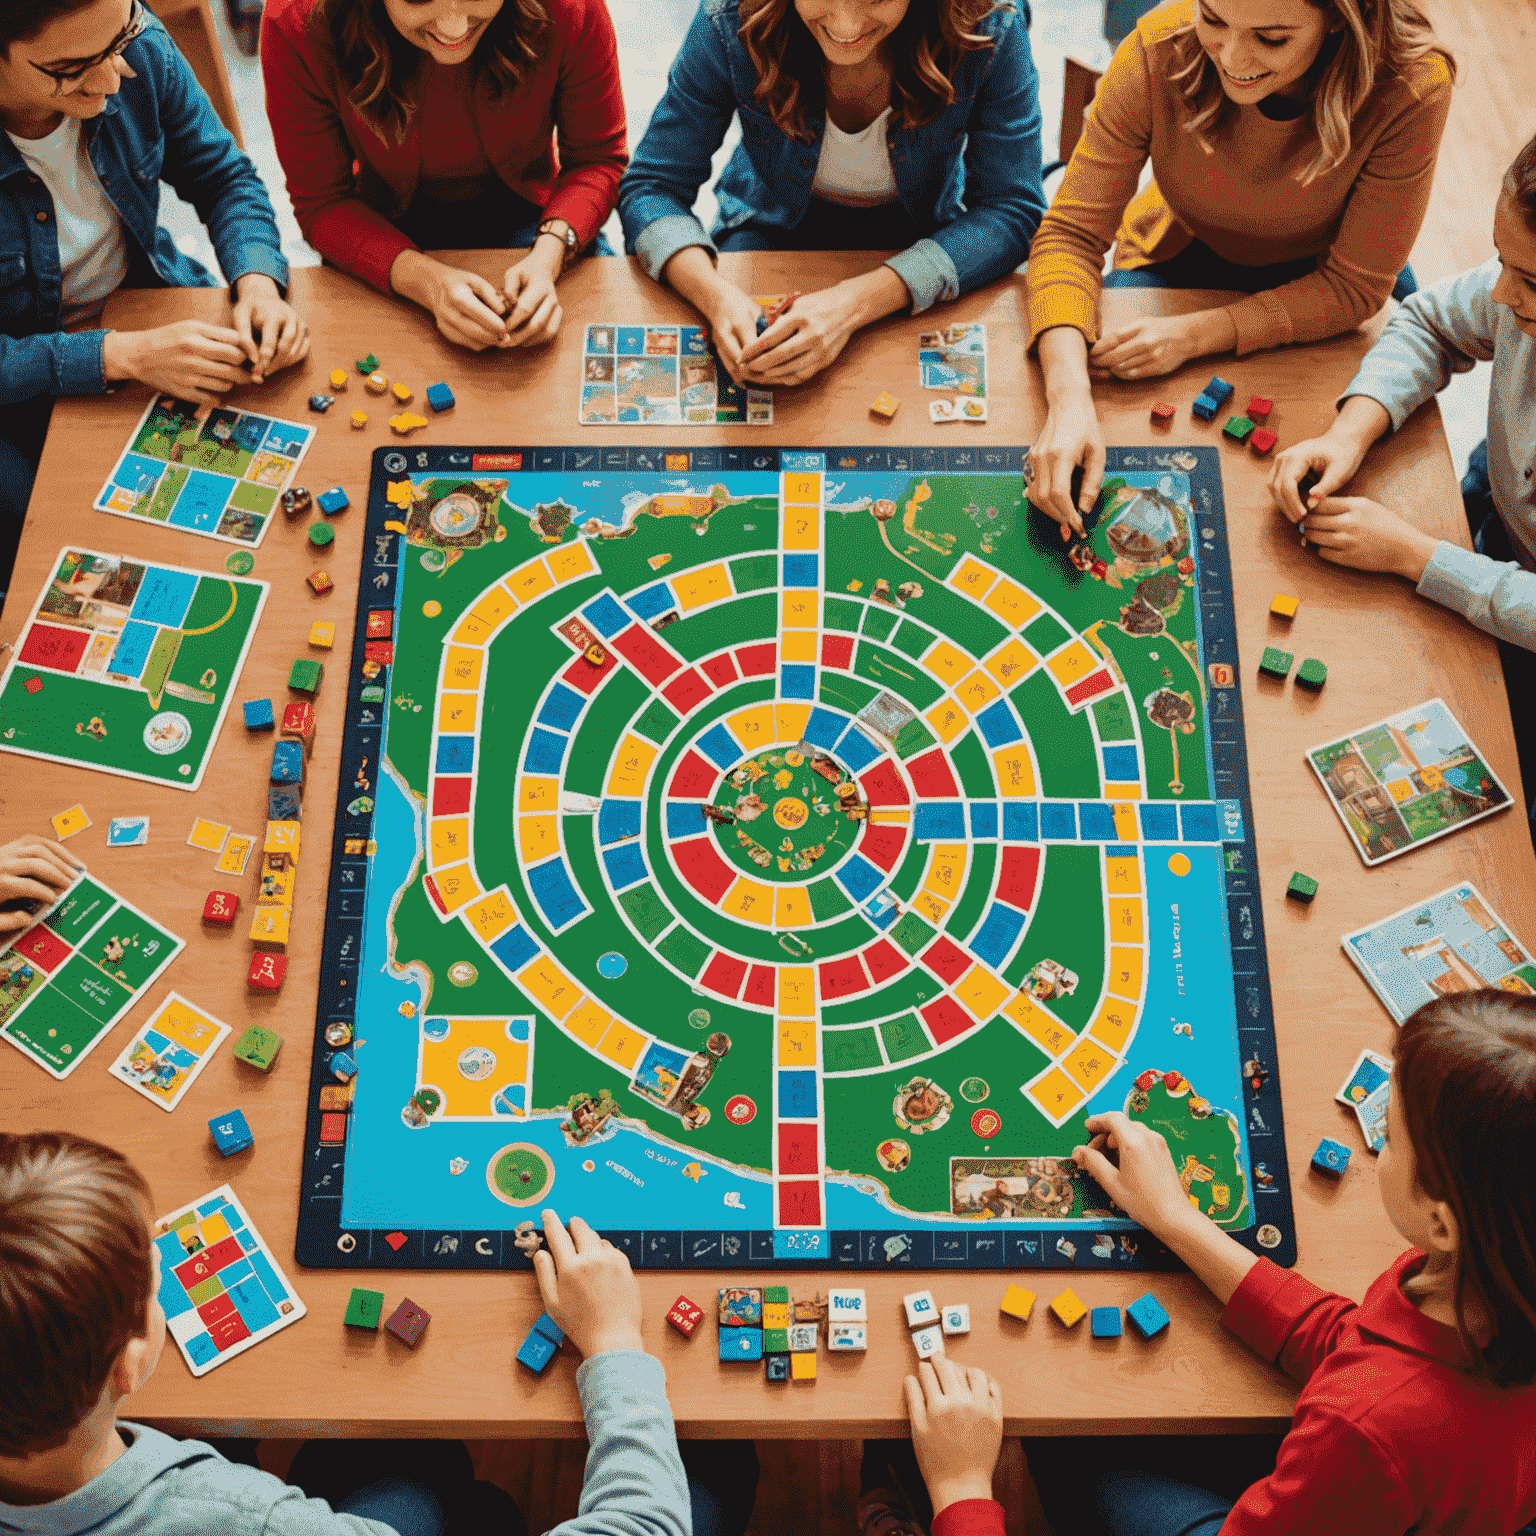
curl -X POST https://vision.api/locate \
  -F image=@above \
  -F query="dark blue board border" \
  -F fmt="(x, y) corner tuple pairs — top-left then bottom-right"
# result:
(294, 443), (1295, 1273)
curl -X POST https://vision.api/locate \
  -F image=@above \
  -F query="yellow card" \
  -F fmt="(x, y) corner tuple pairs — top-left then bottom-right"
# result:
(186, 818), (230, 853)
(51, 804), (91, 839)
(215, 834), (254, 876)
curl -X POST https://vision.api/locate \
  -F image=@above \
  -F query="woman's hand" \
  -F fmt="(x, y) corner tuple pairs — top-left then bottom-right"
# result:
(1302, 496), (1440, 581)
(229, 273), (309, 382)
(1072, 1110), (1196, 1237)
(101, 321), (252, 406)
(0, 837), (82, 936)
(735, 286), (860, 387)
(1087, 315), (1204, 381)
(390, 250), (511, 351)
(500, 248), (563, 348)
(697, 279), (768, 386)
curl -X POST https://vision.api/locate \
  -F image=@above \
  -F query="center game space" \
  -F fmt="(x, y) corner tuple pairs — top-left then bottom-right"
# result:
(295, 443), (1296, 1274)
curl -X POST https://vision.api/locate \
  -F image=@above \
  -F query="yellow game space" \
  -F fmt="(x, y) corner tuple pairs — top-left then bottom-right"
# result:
(420, 1017), (531, 1118)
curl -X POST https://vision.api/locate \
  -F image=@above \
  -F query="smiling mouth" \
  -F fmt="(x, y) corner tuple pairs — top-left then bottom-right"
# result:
(427, 26), (476, 47)
(1222, 66), (1271, 83)
(822, 24), (876, 46)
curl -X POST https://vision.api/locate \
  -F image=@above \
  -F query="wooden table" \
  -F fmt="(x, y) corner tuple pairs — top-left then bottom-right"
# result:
(4, 253), (1532, 1438)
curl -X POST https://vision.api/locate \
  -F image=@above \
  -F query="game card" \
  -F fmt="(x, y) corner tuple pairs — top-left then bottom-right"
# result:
(1342, 881), (1535, 1021)
(919, 322), (987, 396)
(186, 818), (229, 853)
(1305, 699), (1512, 866)
(153, 1184), (305, 1375)
(1335, 1046), (1392, 1108)
(107, 991), (230, 1111)
(1355, 1081), (1390, 1153)
(94, 397), (315, 547)
(107, 816), (149, 846)
(215, 834), (255, 875)
(581, 323), (772, 425)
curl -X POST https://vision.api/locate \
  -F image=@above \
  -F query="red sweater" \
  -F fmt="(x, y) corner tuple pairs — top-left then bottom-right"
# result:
(932, 1500), (1003, 1536)
(260, 0), (627, 292)
(1218, 1250), (1536, 1533)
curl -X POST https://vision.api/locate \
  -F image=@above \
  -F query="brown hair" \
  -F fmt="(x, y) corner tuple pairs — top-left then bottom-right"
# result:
(1506, 130), (1536, 231)
(0, 0), (126, 54)
(738, 0), (998, 142)
(0, 1133), (153, 1455)
(309, 0), (551, 145)
(1394, 990), (1536, 1387)
(1166, 0), (1454, 186)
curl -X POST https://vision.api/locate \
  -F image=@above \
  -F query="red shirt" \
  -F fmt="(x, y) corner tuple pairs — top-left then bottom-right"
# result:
(932, 1500), (1004, 1536)
(260, 0), (627, 292)
(1219, 1250), (1536, 1534)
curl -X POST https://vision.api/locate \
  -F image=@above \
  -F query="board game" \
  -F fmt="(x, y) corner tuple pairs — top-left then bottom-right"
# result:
(296, 442), (1294, 1273)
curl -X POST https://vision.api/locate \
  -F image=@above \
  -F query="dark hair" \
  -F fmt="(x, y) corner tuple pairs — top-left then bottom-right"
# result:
(1506, 131), (1536, 231)
(0, 0), (109, 53)
(310, 0), (550, 145)
(0, 1132), (153, 1455)
(738, 0), (998, 142)
(1395, 990), (1536, 1387)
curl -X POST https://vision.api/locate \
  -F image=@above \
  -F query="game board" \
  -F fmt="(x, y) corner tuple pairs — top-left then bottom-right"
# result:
(296, 443), (1295, 1272)
(0, 548), (267, 790)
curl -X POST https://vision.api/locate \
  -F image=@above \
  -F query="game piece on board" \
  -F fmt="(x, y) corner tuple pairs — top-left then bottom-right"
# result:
(319, 1083), (353, 1111)
(1297, 657), (1327, 690)
(1287, 871), (1319, 903)
(1249, 427), (1278, 455)
(1091, 1307), (1123, 1339)
(787, 1322), (817, 1353)
(307, 570), (333, 595)
(384, 1298), (429, 1347)
(329, 368), (348, 392)
(790, 1351), (817, 1380)
(516, 1327), (558, 1373)
(869, 392), (900, 419)
(929, 398), (957, 423)
(208, 1109), (252, 1156)
(391, 381), (413, 404)
(1191, 393), (1217, 421)
(1269, 593), (1299, 619)
(960, 398), (988, 422)
(282, 487), (312, 517)
(765, 1353), (791, 1381)
(344, 1287), (383, 1329)
(426, 382), (455, 413)
(365, 370), (388, 394)
(902, 1290), (938, 1329)
(940, 1304), (970, 1336)
(202, 891), (239, 925)
(764, 1328), (790, 1353)
(1050, 1290), (1087, 1328)
(247, 952), (287, 992)
(309, 620), (336, 649)
(50, 804), (91, 838)
(356, 353), (379, 374)
(1150, 401), (1175, 424)
(1312, 1136), (1351, 1175)
(270, 740), (305, 785)
(351, 410), (368, 429)
(307, 521), (335, 549)
(1000, 1284), (1035, 1323)
(23, 676), (42, 694)
(248, 904), (292, 951)
(390, 412), (429, 435)
(827, 1288), (865, 1322)
(1258, 646), (1293, 680)
(288, 658), (324, 694)
(668, 1296), (704, 1337)
(316, 487), (349, 514)
(330, 1051), (358, 1082)
(108, 817), (148, 846)
(530, 1312), (565, 1346)
(719, 1330), (764, 1362)
(1203, 376), (1235, 405)
(309, 394), (333, 414)
(828, 1322), (867, 1351)
(911, 1324), (944, 1359)
(718, 1286), (763, 1326)
(1126, 1293), (1170, 1339)
(1247, 396), (1272, 421)
(243, 698), (275, 731)
(1222, 415), (1255, 443)
(233, 1024), (283, 1071)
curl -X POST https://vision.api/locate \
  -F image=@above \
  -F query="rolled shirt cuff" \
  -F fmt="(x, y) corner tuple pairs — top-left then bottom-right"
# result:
(634, 213), (716, 283)
(885, 237), (959, 316)
(58, 328), (110, 394)
(224, 244), (290, 299)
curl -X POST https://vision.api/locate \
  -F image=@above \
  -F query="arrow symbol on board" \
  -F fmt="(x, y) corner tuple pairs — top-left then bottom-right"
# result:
(373, 573), (388, 588)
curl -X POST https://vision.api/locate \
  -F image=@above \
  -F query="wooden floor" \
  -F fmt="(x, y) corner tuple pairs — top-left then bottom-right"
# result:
(253, 3), (1532, 1531)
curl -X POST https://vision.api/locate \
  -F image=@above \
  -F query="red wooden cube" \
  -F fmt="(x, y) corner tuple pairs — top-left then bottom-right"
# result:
(247, 952), (288, 992)
(365, 640), (394, 665)
(203, 891), (240, 926)
(1249, 428), (1278, 455)
(1150, 402), (1175, 424)
(281, 700), (316, 754)
(667, 1295), (705, 1338)
(366, 610), (394, 639)
(1247, 396), (1273, 422)
(385, 1298), (430, 1347)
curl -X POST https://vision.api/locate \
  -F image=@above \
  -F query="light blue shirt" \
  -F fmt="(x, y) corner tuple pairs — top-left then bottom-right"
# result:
(1340, 258), (1536, 650)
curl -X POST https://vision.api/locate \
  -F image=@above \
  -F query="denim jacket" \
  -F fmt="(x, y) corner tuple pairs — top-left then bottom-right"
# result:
(618, 0), (1044, 313)
(0, 15), (288, 405)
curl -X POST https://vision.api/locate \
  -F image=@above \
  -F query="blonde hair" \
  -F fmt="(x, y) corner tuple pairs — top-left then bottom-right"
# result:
(1168, 0), (1454, 185)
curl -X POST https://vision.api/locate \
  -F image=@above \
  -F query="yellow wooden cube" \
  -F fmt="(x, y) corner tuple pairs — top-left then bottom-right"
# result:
(790, 1351), (817, 1381)
(263, 820), (301, 856)
(259, 865), (295, 903)
(309, 620), (336, 649)
(248, 904), (292, 951)
(1050, 1289), (1087, 1328)
(869, 391), (900, 419)
(762, 1303), (791, 1330)
(328, 368), (348, 391)
(1000, 1284), (1035, 1322)
(1269, 593), (1299, 619)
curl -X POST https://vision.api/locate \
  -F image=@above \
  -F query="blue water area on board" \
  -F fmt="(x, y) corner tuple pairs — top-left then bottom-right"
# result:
(497, 472), (780, 536)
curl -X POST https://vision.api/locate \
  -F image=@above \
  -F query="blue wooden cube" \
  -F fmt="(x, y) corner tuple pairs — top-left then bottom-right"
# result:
(531, 1312), (565, 1346)
(331, 1051), (358, 1081)
(765, 1353), (790, 1381)
(719, 1328), (764, 1362)
(1091, 1306), (1122, 1339)
(1191, 394), (1218, 421)
(1312, 1136), (1351, 1175)
(270, 740), (305, 785)
(208, 1109), (252, 1156)
(268, 786), (302, 823)
(316, 487), (350, 515)
(243, 698), (275, 731)
(1126, 1292), (1170, 1339)
(426, 382), (455, 413)
(516, 1328), (558, 1373)
(1203, 375), (1235, 405)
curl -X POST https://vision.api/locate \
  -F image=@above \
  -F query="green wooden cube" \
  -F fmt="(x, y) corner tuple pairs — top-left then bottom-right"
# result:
(1222, 415), (1255, 442)
(233, 1024), (283, 1072)
(764, 1327), (790, 1353)
(763, 1285), (791, 1306)
(344, 1287), (385, 1329)
(1287, 871), (1319, 903)
(1297, 657), (1328, 690)
(289, 658), (324, 695)
(1258, 647), (1293, 680)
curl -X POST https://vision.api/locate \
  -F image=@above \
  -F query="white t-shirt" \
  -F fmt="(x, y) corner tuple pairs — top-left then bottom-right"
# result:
(6, 115), (128, 327)
(812, 106), (898, 207)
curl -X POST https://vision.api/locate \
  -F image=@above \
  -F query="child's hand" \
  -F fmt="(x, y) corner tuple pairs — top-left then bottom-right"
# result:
(0, 837), (81, 935)
(1302, 496), (1441, 582)
(904, 1354), (1003, 1517)
(531, 1210), (643, 1358)
(1269, 431), (1367, 523)
(1072, 1111), (1201, 1237)
(230, 274), (310, 382)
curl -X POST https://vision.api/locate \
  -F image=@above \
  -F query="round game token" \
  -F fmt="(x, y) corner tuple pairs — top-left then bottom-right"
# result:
(959, 1076), (990, 1103)
(448, 960), (479, 986)
(970, 1108), (1002, 1138)
(687, 1007), (710, 1029)
(422, 600), (442, 617)
(1256, 1224), (1283, 1249)
(224, 550), (255, 575)
(325, 1021), (353, 1047)
(308, 521), (335, 548)
(724, 1094), (756, 1125)
(598, 951), (628, 979)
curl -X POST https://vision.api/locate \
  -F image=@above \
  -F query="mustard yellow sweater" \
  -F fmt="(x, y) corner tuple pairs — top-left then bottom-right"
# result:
(1025, 0), (1453, 354)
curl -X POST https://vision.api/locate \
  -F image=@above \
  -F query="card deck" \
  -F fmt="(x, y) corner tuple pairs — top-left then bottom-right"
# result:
(1335, 1047), (1392, 1108)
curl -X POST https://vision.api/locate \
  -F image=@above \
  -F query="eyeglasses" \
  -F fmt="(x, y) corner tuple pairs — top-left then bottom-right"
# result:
(30, 0), (147, 95)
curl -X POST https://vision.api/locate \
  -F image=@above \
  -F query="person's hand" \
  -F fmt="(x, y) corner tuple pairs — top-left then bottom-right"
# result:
(0, 837), (82, 936)
(391, 251), (511, 351)
(1087, 315), (1202, 381)
(1269, 431), (1369, 524)
(530, 1210), (643, 1358)
(229, 273), (309, 382)
(699, 279), (766, 386)
(1301, 496), (1440, 581)
(101, 321), (252, 406)
(904, 1354), (1003, 1518)
(736, 286), (858, 387)
(1072, 1111), (1199, 1237)
(1027, 387), (1105, 541)
(499, 253), (563, 349)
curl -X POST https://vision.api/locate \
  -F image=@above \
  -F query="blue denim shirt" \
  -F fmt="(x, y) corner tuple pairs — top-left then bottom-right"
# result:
(618, 0), (1044, 313)
(0, 15), (288, 405)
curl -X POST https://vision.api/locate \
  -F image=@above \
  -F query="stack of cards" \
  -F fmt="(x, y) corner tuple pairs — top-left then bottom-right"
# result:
(919, 323), (987, 395)
(1336, 1047), (1392, 1152)
(580, 325), (772, 425)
